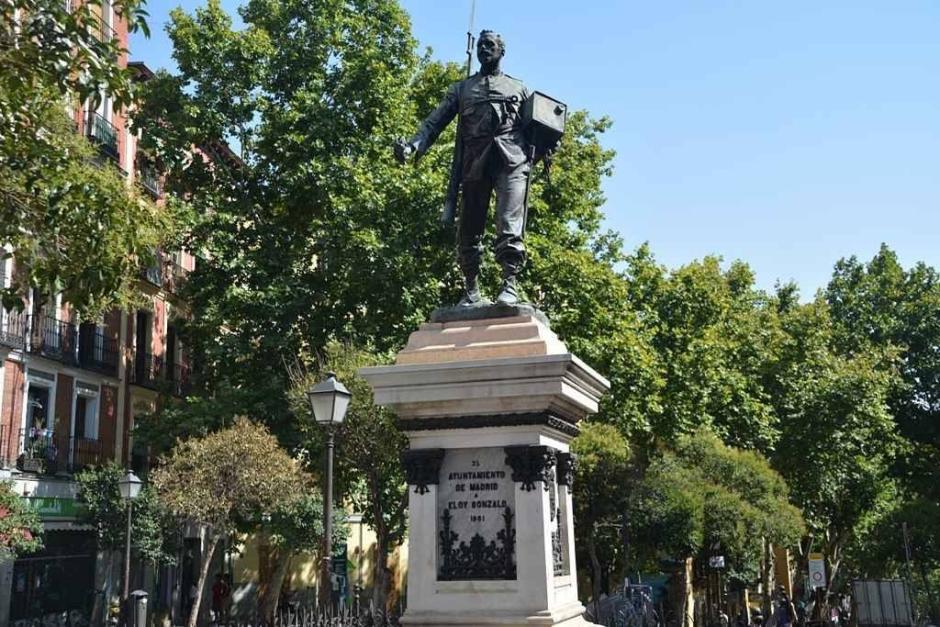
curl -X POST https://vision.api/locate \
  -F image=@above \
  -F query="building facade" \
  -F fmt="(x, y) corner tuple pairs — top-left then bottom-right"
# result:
(0, 3), (193, 624)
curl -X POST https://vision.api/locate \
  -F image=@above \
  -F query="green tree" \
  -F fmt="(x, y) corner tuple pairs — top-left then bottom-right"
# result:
(151, 419), (304, 627)
(618, 250), (784, 451)
(76, 463), (178, 623)
(826, 246), (940, 503)
(256, 487), (348, 621)
(571, 423), (632, 608)
(630, 429), (803, 591)
(75, 463), (178, 564)
(0, 481), (43, 557)
(769, 295), (898, 591)
(289, 342), (408, 612)
(0, 0), (178, 314)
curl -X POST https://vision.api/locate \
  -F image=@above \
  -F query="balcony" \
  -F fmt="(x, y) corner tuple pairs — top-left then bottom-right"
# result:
(77, 325), (119, 376)
(137, 161), (163, 198)
(130, 351), (164, 390)
(29, 316), (78, 364)
(140, 250), (189, 293)
(130, 351), (190, 397)
(85, 110), (119, 162)
(0, 427), (108, 474)
(4, 314), (120, 375)
(94, 14), (116, 42)
(168, 362), (192, 397)
(0, 308), (28, 349)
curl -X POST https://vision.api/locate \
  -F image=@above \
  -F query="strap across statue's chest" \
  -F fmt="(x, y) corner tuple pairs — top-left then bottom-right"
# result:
(459, 78), (523, 136)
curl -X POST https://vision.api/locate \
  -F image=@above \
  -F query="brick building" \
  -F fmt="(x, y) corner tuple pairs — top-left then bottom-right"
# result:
(0, 5), (192, 623)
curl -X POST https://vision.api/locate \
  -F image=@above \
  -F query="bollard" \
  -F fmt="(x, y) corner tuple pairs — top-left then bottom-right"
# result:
(128, 590), (148, 627)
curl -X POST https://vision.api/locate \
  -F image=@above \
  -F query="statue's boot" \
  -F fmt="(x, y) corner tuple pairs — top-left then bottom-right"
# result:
(496, 274), (520, 306)
(457, 275), (484, 307)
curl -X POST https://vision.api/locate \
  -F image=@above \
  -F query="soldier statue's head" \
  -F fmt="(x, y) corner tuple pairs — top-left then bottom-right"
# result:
(477, 30), (505, 69)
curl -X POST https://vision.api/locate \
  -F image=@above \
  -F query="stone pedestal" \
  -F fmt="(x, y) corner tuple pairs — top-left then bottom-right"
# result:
(360, 308), (609, 627)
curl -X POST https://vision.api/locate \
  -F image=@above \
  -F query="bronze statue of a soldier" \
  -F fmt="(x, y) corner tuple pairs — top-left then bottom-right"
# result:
(395, 30), (558, 307)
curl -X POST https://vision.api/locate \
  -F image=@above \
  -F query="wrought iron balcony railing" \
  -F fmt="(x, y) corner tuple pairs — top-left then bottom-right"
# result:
(77, 325), (119, 376)
(137, 162), (162, 198)
(85, 110), (119, 161)
(0, 308), (28, 349)
(131, 351), (191, 397)
(30, 316), (78, 364)
(130, 351), (165, 390)
(4, 428), (109, 474)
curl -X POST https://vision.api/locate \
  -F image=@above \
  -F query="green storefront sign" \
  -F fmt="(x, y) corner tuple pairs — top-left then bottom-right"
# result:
(26, 496), (85, 520)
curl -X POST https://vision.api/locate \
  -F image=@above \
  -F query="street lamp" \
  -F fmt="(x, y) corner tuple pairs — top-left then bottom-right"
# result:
(307, 372), (351, 610)
(119, 470), (143, 610)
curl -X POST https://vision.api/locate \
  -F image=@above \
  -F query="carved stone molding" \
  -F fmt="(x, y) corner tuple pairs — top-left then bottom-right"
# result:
(504, 445), (557, 491)
(401, 448), (445, 495)
(556, 452), (577, 488)
(398, 412), (580, 437)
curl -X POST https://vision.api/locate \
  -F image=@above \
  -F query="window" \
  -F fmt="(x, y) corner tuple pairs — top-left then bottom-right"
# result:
(74, 385), (99, 441)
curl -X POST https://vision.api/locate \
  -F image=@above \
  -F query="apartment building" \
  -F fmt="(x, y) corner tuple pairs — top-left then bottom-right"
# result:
(0, 6), (192, 624)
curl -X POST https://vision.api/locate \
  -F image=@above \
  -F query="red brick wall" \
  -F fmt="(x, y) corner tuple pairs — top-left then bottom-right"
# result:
(1, 360), (24, 462)
(55, 374), (73, 441)
(100, 384), (118, 463)
(105, 308), (121, 342)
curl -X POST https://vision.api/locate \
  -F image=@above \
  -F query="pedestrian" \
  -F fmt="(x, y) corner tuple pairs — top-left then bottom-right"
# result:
(212, 574), (225, 623)
(775, 592), (797, 627)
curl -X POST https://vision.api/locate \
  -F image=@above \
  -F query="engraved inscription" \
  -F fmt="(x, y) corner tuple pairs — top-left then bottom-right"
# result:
(437, 447), (516, 580)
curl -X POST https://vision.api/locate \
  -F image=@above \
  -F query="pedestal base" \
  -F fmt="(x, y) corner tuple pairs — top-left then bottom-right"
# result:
(402, 600), (598, 626)
(360, 312), (609, 627)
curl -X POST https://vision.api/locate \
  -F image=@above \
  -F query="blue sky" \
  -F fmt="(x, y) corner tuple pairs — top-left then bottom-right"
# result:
(132, 1), (940, 296)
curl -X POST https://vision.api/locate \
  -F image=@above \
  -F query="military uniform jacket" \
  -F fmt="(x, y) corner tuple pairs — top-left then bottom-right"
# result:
(409, 71), (531, 182)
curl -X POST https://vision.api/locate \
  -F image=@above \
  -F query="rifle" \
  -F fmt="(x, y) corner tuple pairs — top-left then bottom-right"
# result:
(441, 4), (475, 226)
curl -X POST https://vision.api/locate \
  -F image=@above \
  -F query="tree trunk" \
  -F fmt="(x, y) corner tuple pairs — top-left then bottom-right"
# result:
(188, 534), (220, 627)
(372, 522), (391, 614)
(259, 547), (293, 623)
(761, 537), (774, 620)
(587, 533), (603, 617)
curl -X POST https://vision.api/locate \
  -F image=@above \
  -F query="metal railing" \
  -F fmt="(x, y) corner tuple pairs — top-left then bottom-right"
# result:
(131, 351), (191, 396)
(84, 110), (119, 161)
(9, 428), (109, 474)
(130, 351), (165, 389)
(137, 161), (162, 197)
(165, 257), (189, 293)
(141, 250), (190, 292)
(3, 313), (121, 376)
(77, 326), (119, 376)
(94, 14), (116, 42)
(0, 308), (28, 349)
(30, 315), (78, 363)
(168, 361), (192, 397)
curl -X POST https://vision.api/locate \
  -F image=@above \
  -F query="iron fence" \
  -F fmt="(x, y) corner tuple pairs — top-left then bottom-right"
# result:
(584, 583), (662, 627)
(226, 606), (400, 627)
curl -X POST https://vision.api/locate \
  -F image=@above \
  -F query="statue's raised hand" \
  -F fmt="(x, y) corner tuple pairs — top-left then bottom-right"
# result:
(393, 139), (415, 164)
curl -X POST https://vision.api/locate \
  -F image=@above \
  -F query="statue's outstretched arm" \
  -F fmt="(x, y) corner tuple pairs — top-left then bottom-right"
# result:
(394, 83), (460, 163)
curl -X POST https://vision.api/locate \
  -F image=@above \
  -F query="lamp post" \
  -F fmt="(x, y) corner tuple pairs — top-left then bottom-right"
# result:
(119, 470), (143, 611)
(307, 372), (351, 611)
